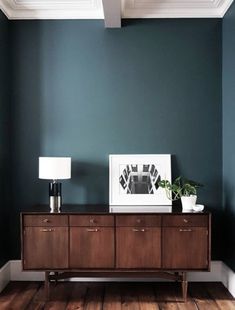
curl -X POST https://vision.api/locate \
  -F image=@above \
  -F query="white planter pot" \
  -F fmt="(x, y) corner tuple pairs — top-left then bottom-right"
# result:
(181, 195), (197, 211)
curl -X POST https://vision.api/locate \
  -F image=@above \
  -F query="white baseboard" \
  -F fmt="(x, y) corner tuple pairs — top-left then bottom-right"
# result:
(0, 261), (10, 293)
(221, 262), (235, 297)
(10, 260), (45, 282)
(1, 260), (235, 297)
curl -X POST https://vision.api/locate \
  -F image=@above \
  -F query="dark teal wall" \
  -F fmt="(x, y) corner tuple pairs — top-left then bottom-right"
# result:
(10, 19), (222, 259)
(0, 10), (10, 267)
(223, 2), (235, 270)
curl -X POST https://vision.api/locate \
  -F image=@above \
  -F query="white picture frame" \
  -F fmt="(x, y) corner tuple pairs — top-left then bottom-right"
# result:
(109, 154), (172, 206)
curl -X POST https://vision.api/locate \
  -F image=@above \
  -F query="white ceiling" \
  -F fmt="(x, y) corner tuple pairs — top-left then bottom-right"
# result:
(0, 0), (233, 26)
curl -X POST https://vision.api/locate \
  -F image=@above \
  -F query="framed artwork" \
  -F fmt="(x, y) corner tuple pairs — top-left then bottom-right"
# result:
(109, 154), (172, 206)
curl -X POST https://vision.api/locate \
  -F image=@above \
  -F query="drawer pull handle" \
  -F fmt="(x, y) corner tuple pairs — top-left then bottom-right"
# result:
(89, 219), (96, 224)
(43, 219), (49, 223)
(183, 219), (188, 223)
(132, 228), (146, 232)
(40, 229), (54, 232)
(179, 229), (192, 232)
(136, 219), (142, 223)
(87, 228), (99, 232)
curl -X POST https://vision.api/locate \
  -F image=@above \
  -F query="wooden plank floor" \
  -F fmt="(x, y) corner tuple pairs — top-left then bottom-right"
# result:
(0, 282), (234, 310)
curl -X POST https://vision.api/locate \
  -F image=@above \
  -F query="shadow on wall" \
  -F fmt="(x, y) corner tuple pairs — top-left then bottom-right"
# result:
(10, 21), (44, 259)
(171, 155), (181, 181)
(170, 155), (223, 260)
(223, 182), (235, 270)
(70, 161), (109, 204)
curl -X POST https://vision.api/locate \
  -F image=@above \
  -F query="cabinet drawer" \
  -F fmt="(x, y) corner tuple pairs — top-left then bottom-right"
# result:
(69, 215), (114, 227)
(162, 227), (209, 269)
(23, 215), (68, 227)
(116, 215), (161, 227)
(162, 215), (208, 227)
(116, 227), (161, 268)
(70, 227), (114, 268)
(23, 226), (69, 269)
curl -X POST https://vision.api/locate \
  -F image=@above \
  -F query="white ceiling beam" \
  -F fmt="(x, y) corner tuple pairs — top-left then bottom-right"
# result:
(102, 0), (121, 28)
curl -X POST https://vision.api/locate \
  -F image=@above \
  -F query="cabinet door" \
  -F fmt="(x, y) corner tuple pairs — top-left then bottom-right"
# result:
(70, 227), (114, 268)
(116, 227), (161, 268)
(162, 227), (208, 269)
(23, 227), (68, 269)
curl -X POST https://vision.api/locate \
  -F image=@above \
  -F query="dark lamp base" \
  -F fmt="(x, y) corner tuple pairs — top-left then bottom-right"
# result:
(49, 182), (62, 213)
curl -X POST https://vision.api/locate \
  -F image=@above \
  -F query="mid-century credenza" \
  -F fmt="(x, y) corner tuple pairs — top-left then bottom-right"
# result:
(21, 205), (211, 301)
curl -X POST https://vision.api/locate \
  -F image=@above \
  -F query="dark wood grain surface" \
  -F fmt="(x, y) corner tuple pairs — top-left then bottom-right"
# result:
(22, 213), (211, 272)
(0, 282), (234, 310)
(162, 214), (208, 227)
(24, 215), (68, 227)
(116, 215), (161, 227)
(69, 215), (114, 227)
(116, 227), (161, 268)
(23, 227), (69, 269)
(70, 227), (115, 268)
(162, 227), (208, 269)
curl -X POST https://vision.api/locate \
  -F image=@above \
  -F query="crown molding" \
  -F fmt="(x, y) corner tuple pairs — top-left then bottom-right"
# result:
(218, 0), (234, 16)
(0, 0), (12, 19)
(121, 0), (234, 18)
(0, 0), (104, 19)
(0, 0), (234, 19)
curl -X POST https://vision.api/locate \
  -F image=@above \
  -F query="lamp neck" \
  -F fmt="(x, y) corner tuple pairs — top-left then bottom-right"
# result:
(49, 182), (61, 196)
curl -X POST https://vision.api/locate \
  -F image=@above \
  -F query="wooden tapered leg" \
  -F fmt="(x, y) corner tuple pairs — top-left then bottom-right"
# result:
(181, 272), (188, 302)
(45, 271), (50, 301)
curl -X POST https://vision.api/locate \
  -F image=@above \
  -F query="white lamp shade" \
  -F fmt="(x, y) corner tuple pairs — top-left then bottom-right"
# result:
(39, 157), (71, 180)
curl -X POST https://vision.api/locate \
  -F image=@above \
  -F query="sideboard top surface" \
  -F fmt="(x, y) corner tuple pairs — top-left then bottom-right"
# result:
(21, 204), (211, 215)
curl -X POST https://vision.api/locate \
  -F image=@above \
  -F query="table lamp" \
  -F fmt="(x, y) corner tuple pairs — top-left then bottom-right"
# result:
(39, 157), (71, 213)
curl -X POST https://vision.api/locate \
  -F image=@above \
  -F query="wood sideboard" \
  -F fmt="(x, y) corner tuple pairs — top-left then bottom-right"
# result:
(21, 208), (211, 301)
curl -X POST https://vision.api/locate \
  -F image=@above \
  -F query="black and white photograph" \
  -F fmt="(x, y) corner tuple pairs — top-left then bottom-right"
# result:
(109, 154), (171, 205)
(119, 164), (160, 194)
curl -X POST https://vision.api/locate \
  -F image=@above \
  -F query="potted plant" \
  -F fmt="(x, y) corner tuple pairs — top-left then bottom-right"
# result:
(158, 176), (203, 211)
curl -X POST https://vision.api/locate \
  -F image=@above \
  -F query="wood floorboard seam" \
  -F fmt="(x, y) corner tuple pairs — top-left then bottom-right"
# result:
(83, 285), (89, 310)
(204, 285), (221, 310)
(188, 287), (201, 310)
(190, 283), (221, 310)
(25, 282), (42, 310)
(193, 300), (200, 310)
(204, 282), (235, 310)
(188, 286), (196, 308)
